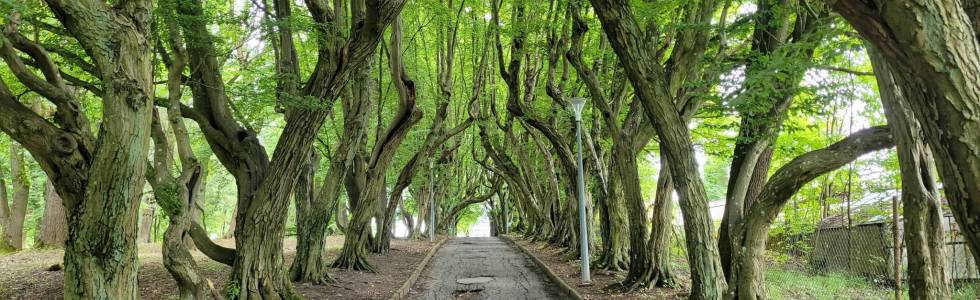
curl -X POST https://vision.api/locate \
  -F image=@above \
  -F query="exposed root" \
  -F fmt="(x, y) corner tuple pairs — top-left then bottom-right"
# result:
(331, 251), (376, 272)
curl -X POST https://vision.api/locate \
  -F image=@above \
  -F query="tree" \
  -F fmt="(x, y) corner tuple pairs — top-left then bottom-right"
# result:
(0, 135), (28, 251)
(333, 13), (423, 271)
(0, 1), (156, 297)
(375, 0), (478, 253)
(587, 0), (727, 297)
(34, 179), (67, 249)
(717, 1), (827, 279)
(726, 126), (893, 299)
(869, 47), (951, 299)
(829, 0), (980, 272)
(161, 0), (408, 296)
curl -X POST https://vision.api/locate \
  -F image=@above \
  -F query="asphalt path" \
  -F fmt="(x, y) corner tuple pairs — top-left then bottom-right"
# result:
(411, 237), (568, 299)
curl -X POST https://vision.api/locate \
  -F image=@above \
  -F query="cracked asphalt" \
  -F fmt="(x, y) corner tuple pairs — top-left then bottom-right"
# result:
(410, 237), (568, 299)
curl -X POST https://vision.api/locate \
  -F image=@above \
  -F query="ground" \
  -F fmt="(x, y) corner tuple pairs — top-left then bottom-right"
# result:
(409, 237), (569, 299)
(510, 236), (980, 300)
(510, 236), (688, 299)
(0, 236), (437, 300)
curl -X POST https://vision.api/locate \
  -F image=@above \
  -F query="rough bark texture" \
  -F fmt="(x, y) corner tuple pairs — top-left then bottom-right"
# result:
(374, 1), (478, 250)
(830, 0), (980, 269)
(565, 6), (631, 274)
(154, 164), (208, 300)
(166, 0), (408, 296)
(0, 1), (156, 298)
(648, 159), (676, 287)
(587, 0), (726, 297)
(334, 14), (422, 271)
(728, 126), (893, 299)
(35, 179), (68, 249)
(290, 152), (333, 284)
(869, 47), (950, 300)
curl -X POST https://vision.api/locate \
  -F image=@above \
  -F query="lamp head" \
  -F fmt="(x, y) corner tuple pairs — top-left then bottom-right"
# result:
(569, 97), (587, 121)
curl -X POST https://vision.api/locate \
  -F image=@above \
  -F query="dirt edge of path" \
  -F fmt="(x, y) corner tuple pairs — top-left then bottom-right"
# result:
(506, 235), (688, 300)
(501, 235), (584, 300)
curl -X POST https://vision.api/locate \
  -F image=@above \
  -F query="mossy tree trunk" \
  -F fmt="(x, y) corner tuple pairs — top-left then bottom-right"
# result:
(0, 1), (156, 298)
(167, 0), (407, 296)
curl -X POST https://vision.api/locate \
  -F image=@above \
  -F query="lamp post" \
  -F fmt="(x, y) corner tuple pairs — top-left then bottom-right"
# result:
(569, 97), (591, 284)
(429, 158), (436, 242)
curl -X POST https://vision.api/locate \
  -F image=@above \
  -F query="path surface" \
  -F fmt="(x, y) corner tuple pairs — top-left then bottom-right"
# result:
(411, 237), (568, 300)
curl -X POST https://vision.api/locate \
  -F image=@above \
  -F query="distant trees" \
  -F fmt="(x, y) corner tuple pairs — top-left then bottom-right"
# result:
(0, 139), (28, 252)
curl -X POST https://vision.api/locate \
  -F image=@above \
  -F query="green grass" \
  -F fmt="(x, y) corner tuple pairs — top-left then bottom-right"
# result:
(765, 269), (891, 299)
(765, 269), (979, 300)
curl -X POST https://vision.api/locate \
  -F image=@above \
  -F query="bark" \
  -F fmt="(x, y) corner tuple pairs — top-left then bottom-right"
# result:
(869, 47), (950, 299)
(830, 0), (980, 269)
(289, 53), (371, 282)
(719, 1), (825, 278)
(334, 14), (422, 271)
(648, 158), (676, 287)
(587, 0), (725, 296)
(139, 203), (156, 243)
(375, 25), (479, 251)
(0, 165), (6, 249)
(727, 126), (893, 299)
(188, 221), (236, 266)
(223, 207), (236, 239)
(167, 0), (407, 296)
(290, 152), (333, 284)
(0, 2), (157, 298)
(0, 142), (29, 251)
(400, 200), (415, 239)
(35, 179), (67, 249)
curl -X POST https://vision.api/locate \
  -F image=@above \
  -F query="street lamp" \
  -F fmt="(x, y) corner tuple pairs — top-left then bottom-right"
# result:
(429, 158), (436, 242)
(569, 97), (591, 284)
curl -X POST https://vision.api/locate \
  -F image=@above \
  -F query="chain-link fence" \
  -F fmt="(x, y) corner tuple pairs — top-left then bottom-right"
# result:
(768, 213), (979, 285)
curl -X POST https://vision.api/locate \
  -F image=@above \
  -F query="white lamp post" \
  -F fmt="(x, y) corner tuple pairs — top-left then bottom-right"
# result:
(569, 97), (591, 284)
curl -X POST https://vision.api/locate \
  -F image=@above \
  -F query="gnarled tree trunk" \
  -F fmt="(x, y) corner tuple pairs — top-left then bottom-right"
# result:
(830, 0), (980, 271)
(869, 47), (951, 299)
(728, 127), (893, 299)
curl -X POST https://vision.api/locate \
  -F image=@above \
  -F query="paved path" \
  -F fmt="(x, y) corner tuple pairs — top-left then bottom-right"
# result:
(410, 237), (568, 299)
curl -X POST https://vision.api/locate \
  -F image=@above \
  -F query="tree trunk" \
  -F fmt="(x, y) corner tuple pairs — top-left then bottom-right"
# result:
(290, 152), (333, 284)
(334, 15), (422, 270)
(869, 48), (950, 299)
(647, 154), (677, 288)
(35, 179), (68, 249)
(290, 63), (370, 280)
(830, 0), (980, 269)
(613, 140), (653, 289)
(587, 1), (727, 296)
(0, 142), (29, 251)
(139, 202), (156, 243)
(728, 127), (893, 299)
(54, 3), (156, 297)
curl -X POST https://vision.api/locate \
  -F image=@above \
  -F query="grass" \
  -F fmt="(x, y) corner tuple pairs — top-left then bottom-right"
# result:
(765, 269), (980, 299)
(765, 269), (891, 299)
